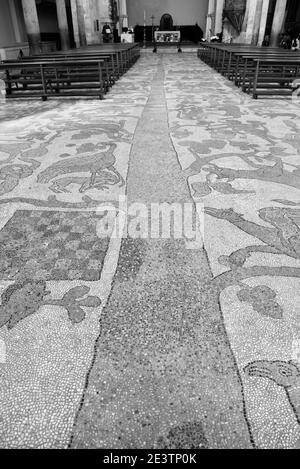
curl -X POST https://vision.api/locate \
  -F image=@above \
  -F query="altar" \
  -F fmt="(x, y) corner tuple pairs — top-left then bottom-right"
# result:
(153, 30), (182, 53)
(154, 31), (181, 43)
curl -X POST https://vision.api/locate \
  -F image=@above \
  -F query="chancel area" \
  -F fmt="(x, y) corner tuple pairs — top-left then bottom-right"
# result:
(0, 0), (300, 451)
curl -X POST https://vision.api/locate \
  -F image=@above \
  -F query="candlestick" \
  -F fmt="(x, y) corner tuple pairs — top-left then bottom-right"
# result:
(143, 10), (146, 48)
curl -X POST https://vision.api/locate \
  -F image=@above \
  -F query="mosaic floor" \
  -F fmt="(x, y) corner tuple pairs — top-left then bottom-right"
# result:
(0, 53), (300, 449)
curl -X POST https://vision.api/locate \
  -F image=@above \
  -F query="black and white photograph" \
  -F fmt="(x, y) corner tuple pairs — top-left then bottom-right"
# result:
(0, 0), (300, 455)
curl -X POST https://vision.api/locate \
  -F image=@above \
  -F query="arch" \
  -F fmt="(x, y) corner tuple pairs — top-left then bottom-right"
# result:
(160, 13), (174, 31)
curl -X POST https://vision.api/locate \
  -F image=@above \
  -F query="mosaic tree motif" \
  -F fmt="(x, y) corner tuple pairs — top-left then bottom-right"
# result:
(202, 205), (300, 319)
(171, 107), (300, 321)
(175, 136), (300, 322)
(0, 280), (101, 330)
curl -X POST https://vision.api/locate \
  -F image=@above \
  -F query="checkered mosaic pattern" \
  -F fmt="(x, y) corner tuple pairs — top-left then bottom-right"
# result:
(0, 210), (110, 281)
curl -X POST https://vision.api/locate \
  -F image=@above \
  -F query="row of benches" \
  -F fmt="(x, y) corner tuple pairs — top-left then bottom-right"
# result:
(198, 43), (300, 99)
(0, 43), (140, 100)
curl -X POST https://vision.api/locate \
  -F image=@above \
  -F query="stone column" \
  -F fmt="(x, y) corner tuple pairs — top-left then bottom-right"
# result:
(80, 0), (99, 44)
(76, 0), (87, 46)
(252, 0), (263, 45)
(81, 0), (92, 44)
(56, 0), (70, 50)
(70, 0), (80, 48)
(21, 0), (41, 54)
(270, 0), (288, 47)
(97, 0), (111, 41)
(205, 0), (216, 40)
(244, 0), (258, 43)
(214, 0), (225, 35)
(90, 0), (101, 43)
(9, 0), (22, 43)
(119, 0), (128, 29)
(241, 0), (250, 34)
(257, 0), (270, 46)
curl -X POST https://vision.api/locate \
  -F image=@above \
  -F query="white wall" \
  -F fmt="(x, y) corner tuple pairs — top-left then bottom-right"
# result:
(127, 0), (209, 31)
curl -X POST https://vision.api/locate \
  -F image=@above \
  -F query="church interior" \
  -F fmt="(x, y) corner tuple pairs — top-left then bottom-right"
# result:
(0, 0), (300, 451)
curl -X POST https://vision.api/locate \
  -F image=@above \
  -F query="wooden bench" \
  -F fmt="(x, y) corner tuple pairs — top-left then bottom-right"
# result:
(26, 43), (139, 79)
(0, 59), (107, 100)
(198, 44), (297, 78)
(79, 43), (140, 71)
(8, 54), (116, 88)
(231, 51), (300, 86)
(198, 43), (300, 99)
(0, 44), (141, 101)
(246, 59), (300, 98)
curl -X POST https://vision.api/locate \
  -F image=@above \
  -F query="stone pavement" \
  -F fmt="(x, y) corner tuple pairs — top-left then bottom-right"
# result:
(0, 53), (300, 449)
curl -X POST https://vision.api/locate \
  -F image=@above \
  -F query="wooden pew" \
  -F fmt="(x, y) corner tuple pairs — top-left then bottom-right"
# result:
(0, 43), (140, 101)
(198, 43), (300, 99)
(66, 43), (141, 72)
(231, 51), (300, 86)
(7, 54), (116, 88)
(198, 43), (297, 79)
(18, 43), (140, 82)
(0, 59), (107, 100)
(247, 59), (300, 98)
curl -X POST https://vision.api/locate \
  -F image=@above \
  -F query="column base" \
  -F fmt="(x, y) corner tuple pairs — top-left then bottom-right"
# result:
(0, 42), (30, 60)
(60, 30), (70, 50)
(27, 33), (41, 55)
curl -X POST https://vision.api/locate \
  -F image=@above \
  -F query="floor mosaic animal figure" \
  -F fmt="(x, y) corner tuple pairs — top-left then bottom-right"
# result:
(37, 143), (124, 193)
(49, 172), (119, 193)
(245, 360), (300, 425)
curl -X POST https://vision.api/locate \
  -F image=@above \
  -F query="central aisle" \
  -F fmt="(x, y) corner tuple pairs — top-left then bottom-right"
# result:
(70, 57), (253, 449)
